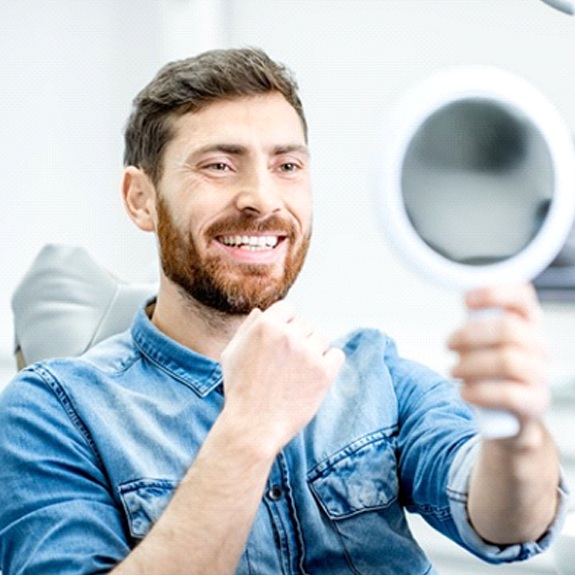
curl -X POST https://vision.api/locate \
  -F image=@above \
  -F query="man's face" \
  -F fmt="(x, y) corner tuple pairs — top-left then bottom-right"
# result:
(154, 92), (312, 314)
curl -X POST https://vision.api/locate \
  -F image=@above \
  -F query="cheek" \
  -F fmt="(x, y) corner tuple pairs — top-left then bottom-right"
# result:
(293, 197), (313, 234)
(283, 184), (312, 224)
(169, 197), (209, 238)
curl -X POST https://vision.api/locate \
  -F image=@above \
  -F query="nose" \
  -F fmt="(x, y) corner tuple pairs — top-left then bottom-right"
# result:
(235, 167), (282, 215)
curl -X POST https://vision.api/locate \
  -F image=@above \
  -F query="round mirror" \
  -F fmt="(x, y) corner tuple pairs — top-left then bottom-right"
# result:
(378, 66), (575, 291)
(377, 66), (575, 437)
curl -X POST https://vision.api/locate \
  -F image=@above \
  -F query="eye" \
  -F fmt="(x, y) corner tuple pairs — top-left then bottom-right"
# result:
(278, 162), (299, 173)
(206, 162), (231, 172)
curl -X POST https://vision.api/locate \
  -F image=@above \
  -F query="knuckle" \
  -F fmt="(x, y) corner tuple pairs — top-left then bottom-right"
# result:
(501, 384), (520, 406)
(257, 315), (283, 337)
(220, 346), (231, 363)
(499, 347), (521, 376)
(513, 385), (549, 418)
(500, 315), (519, 340)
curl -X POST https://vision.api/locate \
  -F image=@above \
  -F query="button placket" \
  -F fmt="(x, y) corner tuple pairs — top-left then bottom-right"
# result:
(263, 452), (304, 574)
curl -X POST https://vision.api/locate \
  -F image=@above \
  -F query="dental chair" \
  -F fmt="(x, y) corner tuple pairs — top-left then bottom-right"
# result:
(12, 244), (157, 369)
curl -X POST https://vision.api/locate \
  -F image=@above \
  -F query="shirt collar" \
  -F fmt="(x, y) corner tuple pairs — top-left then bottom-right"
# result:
(131, 299), (223, 397)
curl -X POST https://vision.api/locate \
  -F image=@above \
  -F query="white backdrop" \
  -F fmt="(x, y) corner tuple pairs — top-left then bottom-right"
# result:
(1, 0), (575, 385)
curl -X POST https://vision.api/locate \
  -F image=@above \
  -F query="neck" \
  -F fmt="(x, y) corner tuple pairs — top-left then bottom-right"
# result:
(151, 277), (247, 361)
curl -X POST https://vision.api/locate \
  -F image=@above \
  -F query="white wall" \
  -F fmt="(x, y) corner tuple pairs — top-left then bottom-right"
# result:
(1, 0), (575, 386)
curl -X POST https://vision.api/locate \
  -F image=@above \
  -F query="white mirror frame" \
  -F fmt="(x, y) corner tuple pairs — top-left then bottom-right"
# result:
(540, 0), (575, 15)
(377, 66), (575, 292)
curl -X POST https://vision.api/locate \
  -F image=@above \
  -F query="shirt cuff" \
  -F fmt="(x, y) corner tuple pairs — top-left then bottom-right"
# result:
(447, 435), (571, 563)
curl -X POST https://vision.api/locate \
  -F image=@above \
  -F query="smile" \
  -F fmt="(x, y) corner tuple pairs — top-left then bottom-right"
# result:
(218, 235), (281, 251)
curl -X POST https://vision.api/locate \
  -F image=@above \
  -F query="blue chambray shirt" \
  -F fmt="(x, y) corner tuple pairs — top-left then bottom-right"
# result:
(0, 302), (567, 574)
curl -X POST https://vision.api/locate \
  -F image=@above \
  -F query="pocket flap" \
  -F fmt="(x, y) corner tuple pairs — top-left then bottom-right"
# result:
(308, 431), (398, 519)
(119, 478), (178, 538)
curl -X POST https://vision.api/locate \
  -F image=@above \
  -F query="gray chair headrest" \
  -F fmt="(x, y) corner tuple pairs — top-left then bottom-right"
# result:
(12, 244), (157, 368)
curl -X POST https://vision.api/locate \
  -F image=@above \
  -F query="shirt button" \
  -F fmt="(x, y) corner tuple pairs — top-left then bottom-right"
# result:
(267, 485), (283, 501)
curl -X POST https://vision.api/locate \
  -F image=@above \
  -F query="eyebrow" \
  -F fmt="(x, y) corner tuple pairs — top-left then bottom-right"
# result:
(191, 143), (310, 158)
(273, 144), (310, 157)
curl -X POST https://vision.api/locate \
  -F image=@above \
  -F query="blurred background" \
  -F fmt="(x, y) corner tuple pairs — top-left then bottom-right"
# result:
(1, 1), (575, 573)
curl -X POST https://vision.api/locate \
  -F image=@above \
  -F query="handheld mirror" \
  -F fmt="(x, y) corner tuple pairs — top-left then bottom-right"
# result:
(377, 66), (575, 438)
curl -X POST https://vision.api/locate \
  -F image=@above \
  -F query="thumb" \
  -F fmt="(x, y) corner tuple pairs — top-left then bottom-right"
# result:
(324, 347), (346, 381)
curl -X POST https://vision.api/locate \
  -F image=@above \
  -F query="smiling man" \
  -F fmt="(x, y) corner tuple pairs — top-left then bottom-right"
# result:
(0, 48), (568, 575)
(128, 91), (313, 334)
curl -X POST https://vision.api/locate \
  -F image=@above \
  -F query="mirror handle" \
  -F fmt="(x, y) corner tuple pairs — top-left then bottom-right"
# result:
(467, 308), (521, 439)
(475, 407), (520, 439)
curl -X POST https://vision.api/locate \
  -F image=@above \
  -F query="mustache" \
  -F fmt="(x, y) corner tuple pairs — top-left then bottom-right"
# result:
(206, 213), (297, 239)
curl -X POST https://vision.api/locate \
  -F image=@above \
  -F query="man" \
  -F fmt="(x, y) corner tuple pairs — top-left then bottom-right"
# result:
(0, 47), (568, 574)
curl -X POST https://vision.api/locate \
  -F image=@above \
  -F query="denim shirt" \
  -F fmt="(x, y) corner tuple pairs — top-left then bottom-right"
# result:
(0, 303), (567, 574)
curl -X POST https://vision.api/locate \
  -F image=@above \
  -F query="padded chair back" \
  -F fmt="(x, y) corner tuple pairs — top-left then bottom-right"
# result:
(12, 244), (157, 368)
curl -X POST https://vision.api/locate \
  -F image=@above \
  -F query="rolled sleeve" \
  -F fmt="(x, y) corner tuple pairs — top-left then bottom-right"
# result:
(0, 369), (130, 574)
(447, 435), (571, 563)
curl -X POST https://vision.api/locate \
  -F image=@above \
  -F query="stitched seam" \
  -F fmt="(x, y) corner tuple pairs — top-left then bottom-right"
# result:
(132, 335), (221, 396)
(34, 365), (105, 468)
(308, 427), (398, 480)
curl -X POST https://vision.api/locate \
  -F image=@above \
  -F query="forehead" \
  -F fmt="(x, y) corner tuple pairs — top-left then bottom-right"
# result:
(166, 92), (307, 157)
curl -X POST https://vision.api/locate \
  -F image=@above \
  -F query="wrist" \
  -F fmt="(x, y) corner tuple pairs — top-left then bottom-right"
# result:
(481, 419), (559, 485)
(494, 418), (549, 452)
(213, 406), (281, 466)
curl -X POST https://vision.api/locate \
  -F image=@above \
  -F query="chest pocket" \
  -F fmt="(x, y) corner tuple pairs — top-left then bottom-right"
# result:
(308, 430), (431, 575)
(118, 477), (255, 574)
(118, 478), (178, 539)
(308, 430), (399, 518)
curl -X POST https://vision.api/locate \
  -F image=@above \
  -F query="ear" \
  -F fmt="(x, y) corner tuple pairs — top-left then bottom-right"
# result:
(122, 166), (157, 232)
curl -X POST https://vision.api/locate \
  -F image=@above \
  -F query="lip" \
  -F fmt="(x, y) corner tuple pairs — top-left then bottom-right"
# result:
(213, 233), (289, 264)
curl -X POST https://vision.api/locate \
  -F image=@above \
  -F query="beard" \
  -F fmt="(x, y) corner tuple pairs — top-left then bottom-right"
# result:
(156, 195), (310, 315)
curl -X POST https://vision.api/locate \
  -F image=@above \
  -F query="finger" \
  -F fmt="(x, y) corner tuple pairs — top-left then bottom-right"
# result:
(302, 330), (333, 357)
(448, 314), (548, 355)
(465, 283), (542, 323)
(263, 300), (298, 323)
(323, 347), (346, 381)
(287, 315), (316, 338)
(459, 379), (550, 419)
(232, 301), (297, 343)
(451, 347), (548, 385)
(232, 307), (263, 339)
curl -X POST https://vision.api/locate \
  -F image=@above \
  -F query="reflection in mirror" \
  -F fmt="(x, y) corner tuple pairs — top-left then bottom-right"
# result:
(401, 98), (554, 265)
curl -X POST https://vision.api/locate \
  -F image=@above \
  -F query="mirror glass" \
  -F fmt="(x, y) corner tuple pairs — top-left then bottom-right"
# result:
(378, 66), (575, 290)
(402, 99), (554, 266)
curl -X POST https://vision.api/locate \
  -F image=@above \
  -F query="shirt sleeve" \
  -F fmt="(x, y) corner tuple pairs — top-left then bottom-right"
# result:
(0, 367), (131, 574)
(386, 335), (569, 564)
(447, 435), (571, 563)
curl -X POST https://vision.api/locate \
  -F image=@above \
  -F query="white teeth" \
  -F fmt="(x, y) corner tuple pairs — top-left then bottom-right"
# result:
(220, 235), (279, 250)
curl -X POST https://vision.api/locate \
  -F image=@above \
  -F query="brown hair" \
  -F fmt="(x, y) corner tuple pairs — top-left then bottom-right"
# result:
(123, 47), (307, 185)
